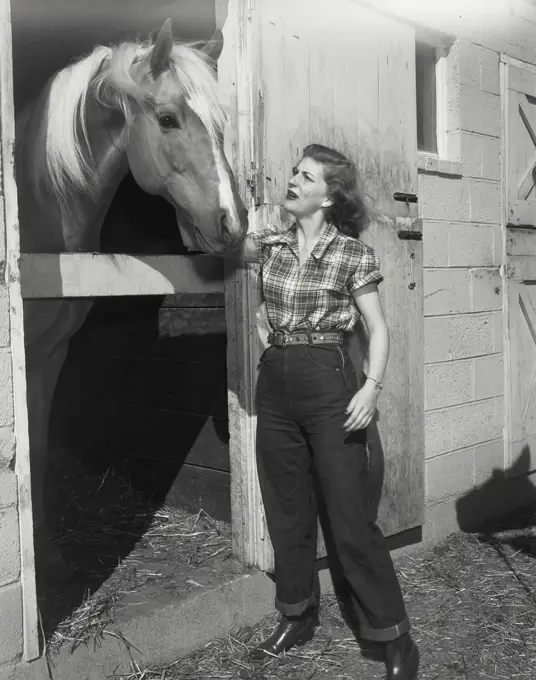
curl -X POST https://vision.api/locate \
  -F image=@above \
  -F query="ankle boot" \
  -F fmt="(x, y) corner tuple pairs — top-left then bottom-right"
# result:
(385, 633), (419, 680)
(249, 609), (318, 662)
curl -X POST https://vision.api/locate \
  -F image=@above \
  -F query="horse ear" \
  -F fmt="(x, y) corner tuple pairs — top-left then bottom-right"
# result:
(150, 19), (174, 77)
(202, 29), (224, 63)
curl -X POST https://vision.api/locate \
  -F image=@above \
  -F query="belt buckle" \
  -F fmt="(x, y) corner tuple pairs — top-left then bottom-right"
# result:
(272, 331), (287, 348)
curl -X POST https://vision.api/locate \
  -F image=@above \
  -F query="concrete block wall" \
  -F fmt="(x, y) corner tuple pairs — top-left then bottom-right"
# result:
(419, 39), (506, 521)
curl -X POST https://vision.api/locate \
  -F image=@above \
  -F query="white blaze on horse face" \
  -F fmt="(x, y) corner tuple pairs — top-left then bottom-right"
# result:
(211, 136), (240, 241)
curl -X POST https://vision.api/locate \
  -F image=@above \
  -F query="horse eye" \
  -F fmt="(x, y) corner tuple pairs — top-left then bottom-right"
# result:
(157, 113), (180, 130)
(292, 166), (299, 176)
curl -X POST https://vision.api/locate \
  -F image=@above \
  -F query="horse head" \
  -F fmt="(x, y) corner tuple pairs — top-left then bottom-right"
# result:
(120, 20), (248, 254)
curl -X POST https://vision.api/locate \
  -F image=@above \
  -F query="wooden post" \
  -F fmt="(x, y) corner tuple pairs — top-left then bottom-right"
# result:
(217, 0), (273, 569)
(0, 0), (40, 661)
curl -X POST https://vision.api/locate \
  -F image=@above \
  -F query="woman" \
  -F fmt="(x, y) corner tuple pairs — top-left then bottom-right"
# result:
(231, 144), (418, 680)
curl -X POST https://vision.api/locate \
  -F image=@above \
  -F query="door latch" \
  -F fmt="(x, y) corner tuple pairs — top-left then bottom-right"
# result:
(397, 230), (423, 241)
(393, 192), (418, 204)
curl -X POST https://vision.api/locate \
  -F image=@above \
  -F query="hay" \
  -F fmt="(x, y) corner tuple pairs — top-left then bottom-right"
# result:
(44, 451), (536, 678)
(44, 457), (232, 655)
(110, 506), (536, 680)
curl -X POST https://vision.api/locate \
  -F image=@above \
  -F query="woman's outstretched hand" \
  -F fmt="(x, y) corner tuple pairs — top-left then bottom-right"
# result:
(343, 382), (379, 431)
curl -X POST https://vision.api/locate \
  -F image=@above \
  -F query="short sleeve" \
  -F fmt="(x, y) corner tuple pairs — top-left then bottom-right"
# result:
(250, 227), (279, 265)
(347, 246), (384, 293)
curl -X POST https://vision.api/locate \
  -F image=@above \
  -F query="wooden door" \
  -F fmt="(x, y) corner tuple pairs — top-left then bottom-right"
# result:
(503, 59), (536, 474)
(219, 0), (423, 569)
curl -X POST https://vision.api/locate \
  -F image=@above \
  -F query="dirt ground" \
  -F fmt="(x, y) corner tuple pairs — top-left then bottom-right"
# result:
(110, 506), (536, 680)
(40, 447), (536, 680)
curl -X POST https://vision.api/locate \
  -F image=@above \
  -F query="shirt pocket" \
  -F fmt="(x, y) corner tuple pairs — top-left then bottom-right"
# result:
(313, 259), (348, 296)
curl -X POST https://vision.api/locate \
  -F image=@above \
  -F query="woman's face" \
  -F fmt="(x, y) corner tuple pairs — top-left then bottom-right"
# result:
(283, 157), (331, 218)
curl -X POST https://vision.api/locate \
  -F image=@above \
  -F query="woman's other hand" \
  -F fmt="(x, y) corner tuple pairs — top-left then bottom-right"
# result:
(343, 381), (379, 431)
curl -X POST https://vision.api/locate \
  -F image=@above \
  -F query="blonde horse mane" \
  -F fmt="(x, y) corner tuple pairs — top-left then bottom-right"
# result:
(21, 36), (227, 210)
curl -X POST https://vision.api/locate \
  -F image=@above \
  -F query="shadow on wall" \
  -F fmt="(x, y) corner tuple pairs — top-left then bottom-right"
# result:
(455, 445), (536, 558)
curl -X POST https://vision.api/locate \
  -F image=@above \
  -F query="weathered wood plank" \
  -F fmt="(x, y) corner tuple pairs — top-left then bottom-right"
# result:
(0, 0), (40, 660)
(158, 307), (226, 337)
(507, 227), (536, 256)
(506, 256), (536, 281)
(20, 253), (224, 299)
(508, 199), (536, 227)
(164, 464), (231, 522)
(509, 62), (536, 98)
(161, 293), (225, 308)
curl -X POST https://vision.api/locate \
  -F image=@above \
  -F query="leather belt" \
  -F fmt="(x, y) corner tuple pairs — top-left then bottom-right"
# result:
(267, 331), (345, 348)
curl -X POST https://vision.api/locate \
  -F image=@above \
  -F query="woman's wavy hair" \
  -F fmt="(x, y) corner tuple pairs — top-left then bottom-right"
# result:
(301, 144), (368, 238)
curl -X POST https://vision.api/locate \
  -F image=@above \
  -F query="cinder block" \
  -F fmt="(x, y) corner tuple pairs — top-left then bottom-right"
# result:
(0, 583), (23, 665)
(0, 507), (20, 586)
(419, 175), (470, 222)
(424, 317), (450, 363)
(459, 87), (500, 136)
(0, 353), (13, 428)
(494, 395), (504, 424)
(425, 408), (452, 459)
(449, 313), (494, 359)
(474, 353), (504, 400)
(0, 288), (10, 348)
(474, 439), (504, 486)
(426, 447), (475, 504)
(493, 225), (504, 265)
(0, 427), (15, 470)
(455, 42), (481, 90)
(446, 130), (461, 163)
(425, 360), (473, 410)
(459, 133), (500, 181)
(479, 47), (500, 95)
(0, 470), (17, 508)
(448, 223), (494, 266)
(423, 221), (448, 268)
(493, 312), (504, 353)
(459, 132), (483, 177)
(456, 42), (500, 95)
(424, 269), (471, 316)
(481, 136), (501, 181)
(469, 180), (501, 224)
(471, 268), (503, 312)
(450, 399), (501, 450)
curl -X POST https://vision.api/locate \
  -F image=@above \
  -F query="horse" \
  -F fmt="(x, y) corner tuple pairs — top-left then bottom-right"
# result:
(14, 19), (248, 576)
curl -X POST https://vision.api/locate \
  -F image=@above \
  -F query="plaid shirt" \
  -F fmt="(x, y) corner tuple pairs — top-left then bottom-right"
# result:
(251, 222), (383, 333)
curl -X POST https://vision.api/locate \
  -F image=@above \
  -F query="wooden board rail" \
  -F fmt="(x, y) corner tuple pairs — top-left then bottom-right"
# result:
(19, 253), (225, 299)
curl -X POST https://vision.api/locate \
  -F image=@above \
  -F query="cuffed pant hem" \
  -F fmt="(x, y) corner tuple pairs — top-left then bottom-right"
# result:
(275, 593), (317, 617)
(359, 617), (410, 642)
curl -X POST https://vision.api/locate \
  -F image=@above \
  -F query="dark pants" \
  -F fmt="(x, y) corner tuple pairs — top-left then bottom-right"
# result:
(256, 343), (409, 642)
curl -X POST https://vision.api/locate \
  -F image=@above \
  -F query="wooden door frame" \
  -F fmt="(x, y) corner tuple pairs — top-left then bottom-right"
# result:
(0, 0), (40, 660)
